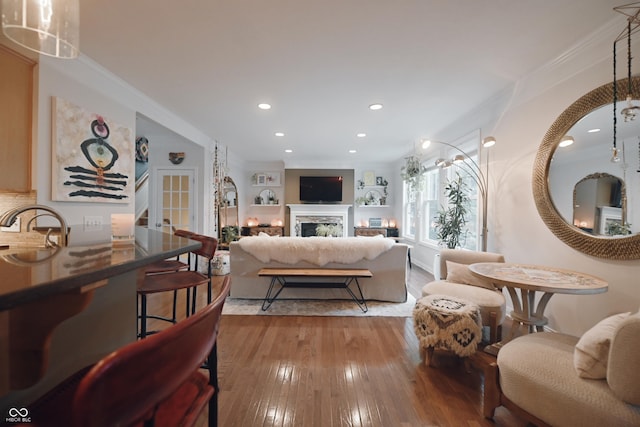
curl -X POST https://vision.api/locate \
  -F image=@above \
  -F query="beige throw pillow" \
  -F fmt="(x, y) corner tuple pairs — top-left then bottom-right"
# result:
(574, 312), (631, 379)
(445, 261), (496, 290)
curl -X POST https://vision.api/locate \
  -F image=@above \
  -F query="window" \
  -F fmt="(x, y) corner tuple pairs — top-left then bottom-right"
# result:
(421, 167), (439, 243)
(402, 131), (483, 250)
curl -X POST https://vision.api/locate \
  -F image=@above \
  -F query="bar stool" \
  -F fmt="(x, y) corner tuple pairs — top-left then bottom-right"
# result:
(138, 231), (218, 338)
(18, 276), (230, 427)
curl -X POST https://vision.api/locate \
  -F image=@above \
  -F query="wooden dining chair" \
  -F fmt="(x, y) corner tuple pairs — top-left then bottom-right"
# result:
(20, 275), (230, 427)
(138, 231), (218, 338)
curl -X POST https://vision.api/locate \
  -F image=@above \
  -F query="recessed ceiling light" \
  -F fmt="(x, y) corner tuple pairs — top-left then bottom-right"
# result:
(559, 135), (575, 148)
(587, 128), (601, 133)
(284, 149), (292, 153)
(274, 132), (285, 137)
(356, 133), (366, 138)
(349, 149), (357, 153)
(258, 103), (272, 110)
(369, 103), (383, 111)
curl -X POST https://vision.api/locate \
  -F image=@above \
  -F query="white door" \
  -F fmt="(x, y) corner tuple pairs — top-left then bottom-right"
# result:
(154, 168), (196, 233)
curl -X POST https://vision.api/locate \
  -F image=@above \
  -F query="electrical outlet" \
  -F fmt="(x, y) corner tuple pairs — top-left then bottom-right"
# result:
(0, 217), (20, 233)
(84, 215), (103, 231)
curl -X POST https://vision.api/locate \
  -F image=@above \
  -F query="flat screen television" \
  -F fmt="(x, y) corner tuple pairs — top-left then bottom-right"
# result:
(299, 176), (343, 203)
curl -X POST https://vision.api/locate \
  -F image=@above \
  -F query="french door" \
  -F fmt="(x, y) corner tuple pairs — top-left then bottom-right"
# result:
(154, 168), (196, 233)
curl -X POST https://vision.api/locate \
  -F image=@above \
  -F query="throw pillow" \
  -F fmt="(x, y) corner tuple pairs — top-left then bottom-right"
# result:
(445, 261), (496, 290)
(574, 312), (631, 379)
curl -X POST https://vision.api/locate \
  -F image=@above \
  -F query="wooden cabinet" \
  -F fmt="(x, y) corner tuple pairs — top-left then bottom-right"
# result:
(0, 45), (34, 191)
(354, 227), (399, 237)
(241, 226), (284, 237)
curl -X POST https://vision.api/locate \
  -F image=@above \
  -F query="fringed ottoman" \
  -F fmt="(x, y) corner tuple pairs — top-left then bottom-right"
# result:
(413, 294), (483, 366)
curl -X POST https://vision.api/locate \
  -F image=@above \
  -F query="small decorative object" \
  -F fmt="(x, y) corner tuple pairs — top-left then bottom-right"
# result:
(271, 218), (283, 227)
(247, 217), (259, 227)
(135, 137), (149, 162)
(254, 195), (262, 205)
(357, 179), (364, 190)
(169, 152), (185, 164)
(363, 171), (375, 186)
(256, 174), (267, 185)
(376, 176), (387, 186)
(369, 218), (383, 228)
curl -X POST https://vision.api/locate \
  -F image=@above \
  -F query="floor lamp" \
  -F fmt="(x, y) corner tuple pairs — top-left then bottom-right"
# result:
(422, 137), (495, 252)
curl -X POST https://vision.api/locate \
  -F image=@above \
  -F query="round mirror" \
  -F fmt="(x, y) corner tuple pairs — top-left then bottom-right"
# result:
(533, 76), (640, 259)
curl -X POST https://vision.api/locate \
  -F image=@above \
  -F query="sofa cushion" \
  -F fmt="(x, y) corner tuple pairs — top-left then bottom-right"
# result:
(607, 311), (640, 406)
(421, 280), (505, 325)
(498, 332), (640, 427)
(574, 312), (630, 379)
(445, 260), (495, 290)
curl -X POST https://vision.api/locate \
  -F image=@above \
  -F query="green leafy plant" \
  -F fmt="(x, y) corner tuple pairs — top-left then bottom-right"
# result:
(315, 224), (342, 237)
(605, 221), (632, 236)
(434, 173), (470, 249)
(401, 155), (426, 193)
(221, 226), (239, 243)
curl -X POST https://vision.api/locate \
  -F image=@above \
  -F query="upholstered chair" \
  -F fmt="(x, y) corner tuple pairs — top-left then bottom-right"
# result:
(484, 310), (640, 426)
(421, 249), (506, 343)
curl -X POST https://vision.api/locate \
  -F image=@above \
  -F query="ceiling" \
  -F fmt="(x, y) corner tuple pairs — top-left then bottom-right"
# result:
(71, 2), (630, 163)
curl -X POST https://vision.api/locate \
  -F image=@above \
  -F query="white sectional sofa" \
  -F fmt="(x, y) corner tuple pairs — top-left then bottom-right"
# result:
(229, 236), (409, 302)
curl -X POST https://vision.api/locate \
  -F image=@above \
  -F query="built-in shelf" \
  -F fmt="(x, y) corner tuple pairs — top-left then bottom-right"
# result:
(250, 204), (282, 207)
(357, 205), (390, 208)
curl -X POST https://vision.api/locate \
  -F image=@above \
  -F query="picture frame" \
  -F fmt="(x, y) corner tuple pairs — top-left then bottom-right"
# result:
(376, 176), (384, 186)
(51, 97), (134, 203)
(363, 171), (375, 186)
(265, 172), (281, 186)
(256, 174), (267, 185)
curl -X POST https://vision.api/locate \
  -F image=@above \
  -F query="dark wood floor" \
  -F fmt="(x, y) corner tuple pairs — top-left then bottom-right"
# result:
(143, 266), (526, 427)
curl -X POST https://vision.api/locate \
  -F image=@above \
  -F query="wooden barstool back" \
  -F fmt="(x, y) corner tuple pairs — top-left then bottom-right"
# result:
(137, 231), (218, 338)
(22, 275), (230, 427)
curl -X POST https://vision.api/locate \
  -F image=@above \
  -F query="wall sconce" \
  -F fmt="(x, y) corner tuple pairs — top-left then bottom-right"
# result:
(1, 0), (80, 59)
(247, 217), (259, 227)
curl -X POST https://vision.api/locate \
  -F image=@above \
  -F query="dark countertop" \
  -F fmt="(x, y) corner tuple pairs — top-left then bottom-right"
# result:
(0, 227), (200, 311)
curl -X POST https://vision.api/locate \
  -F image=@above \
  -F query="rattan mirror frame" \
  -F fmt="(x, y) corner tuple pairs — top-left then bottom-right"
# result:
(532, 75), (640, 260)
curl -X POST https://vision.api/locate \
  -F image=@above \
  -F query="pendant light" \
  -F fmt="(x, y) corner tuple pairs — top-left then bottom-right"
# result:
(1, 0), (79, 59)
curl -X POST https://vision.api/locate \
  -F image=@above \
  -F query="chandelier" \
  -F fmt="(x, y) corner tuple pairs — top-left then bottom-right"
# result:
(1, 0), (79, 59)
(612, 2), (640, 162)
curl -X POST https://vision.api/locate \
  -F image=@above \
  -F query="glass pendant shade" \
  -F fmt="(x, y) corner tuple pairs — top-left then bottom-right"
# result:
(1, 0), (79, 59)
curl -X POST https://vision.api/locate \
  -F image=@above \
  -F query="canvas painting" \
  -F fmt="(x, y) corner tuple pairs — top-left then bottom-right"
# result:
(52, 97), (134, 203)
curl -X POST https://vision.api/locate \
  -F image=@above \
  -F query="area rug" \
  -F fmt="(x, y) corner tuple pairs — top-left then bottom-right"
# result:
(222, 294), (417, 317)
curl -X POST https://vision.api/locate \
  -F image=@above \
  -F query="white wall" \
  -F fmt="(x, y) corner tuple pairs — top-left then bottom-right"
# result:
(422, 20), (640, 336)
(34, 55), (214, 233)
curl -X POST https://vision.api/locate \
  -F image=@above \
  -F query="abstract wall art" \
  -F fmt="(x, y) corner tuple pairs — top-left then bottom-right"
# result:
(52, 97), (134, 203)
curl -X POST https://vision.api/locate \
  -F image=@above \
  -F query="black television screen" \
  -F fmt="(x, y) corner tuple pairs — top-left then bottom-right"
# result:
(299, 176), (343, 203)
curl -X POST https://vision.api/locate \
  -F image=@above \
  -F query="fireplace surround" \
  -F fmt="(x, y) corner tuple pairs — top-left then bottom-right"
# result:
(287, 204), (351, 237)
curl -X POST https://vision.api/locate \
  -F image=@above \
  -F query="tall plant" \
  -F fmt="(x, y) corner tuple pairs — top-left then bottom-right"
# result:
(434, 173), (470, 249)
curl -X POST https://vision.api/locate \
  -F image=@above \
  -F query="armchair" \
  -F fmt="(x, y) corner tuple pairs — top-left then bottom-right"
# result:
(484, 310), (640, 426)
(421, 249), (506, 343)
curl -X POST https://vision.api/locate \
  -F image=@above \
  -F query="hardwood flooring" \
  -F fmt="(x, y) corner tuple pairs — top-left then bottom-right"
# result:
(142, 266), (526, 427)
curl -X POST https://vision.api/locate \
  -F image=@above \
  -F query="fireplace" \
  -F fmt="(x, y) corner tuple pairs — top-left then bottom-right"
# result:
(287, 204), (351, 237)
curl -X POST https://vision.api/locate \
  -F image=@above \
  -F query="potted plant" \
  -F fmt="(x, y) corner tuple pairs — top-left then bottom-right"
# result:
(434, 173), (470, 249)
(401, 155), (426, 193)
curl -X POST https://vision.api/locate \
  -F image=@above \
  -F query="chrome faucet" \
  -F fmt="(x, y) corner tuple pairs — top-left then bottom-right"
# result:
(0, 205), (68, 247)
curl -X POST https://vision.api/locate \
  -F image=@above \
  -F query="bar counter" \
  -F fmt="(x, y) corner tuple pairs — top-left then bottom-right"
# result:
(0, 227), (201, 413)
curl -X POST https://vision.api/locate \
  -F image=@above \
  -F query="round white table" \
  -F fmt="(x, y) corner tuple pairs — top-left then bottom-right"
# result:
(469, 263), (608, 333)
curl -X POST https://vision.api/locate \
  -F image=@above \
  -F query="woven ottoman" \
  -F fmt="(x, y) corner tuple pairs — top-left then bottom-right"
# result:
(413, 294), (483, 366)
